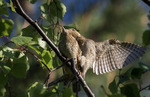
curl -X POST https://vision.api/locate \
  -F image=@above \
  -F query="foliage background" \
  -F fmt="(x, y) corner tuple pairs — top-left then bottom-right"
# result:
(0, 0), (150, 97)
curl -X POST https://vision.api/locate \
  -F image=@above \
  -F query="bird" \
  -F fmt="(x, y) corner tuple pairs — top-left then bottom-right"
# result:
(58, 28), (82, 80)
(58, 28), (83, 92)
(59, 28), (146, 79)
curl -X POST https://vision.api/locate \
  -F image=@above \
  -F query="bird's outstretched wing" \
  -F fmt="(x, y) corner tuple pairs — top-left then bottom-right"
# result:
(93, 39), (145, 75)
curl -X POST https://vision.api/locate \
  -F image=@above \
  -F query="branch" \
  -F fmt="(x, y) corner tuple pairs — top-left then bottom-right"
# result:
(12, 0), (95, 97)
(12, 0), (65, 61)
(3, 36), (51, 72)
(139, 84), (150, 92)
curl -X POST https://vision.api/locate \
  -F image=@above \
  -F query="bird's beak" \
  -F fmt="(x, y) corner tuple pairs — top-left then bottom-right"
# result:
(62, 26), (66, 33)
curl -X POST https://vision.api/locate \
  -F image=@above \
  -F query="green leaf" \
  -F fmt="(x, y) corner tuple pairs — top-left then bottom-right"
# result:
(40, 0), (66, 20)
(28, 45), (42, 54)
(0, 87), (6, 97)
(142, 30), (150, 47)
(1, 64), (11, 75)
(11, 36), (33, 45)
(0, 18), (14, 37)
(119, 68), (133, 84)
(1, 60), (13, 77)
(121, 83), (140, 97)
(58, 83), (63, 91)
(27, 82), (48, 97)
(41, 50), (53, 69)
(52, 57), (62, 68)
(39, 19), (51, 27)
(58, 1), (66, 19)
(3, 49), (14, 59)
(22, 25), (37, 38)
(11, 56), (29, 78)
(0, 1), (9, 16)
(2, 46), (22, 59)
(139, 61), (150, 70)
(62, 87), (74, 97)
(10, 0), (16, 12)
(108, 79), (118, 94)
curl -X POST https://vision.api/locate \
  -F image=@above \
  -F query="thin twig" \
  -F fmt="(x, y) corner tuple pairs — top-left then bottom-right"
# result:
(70, 59), (95, 97)
(12, 0), (65, 61)
(47, 75), (66, 87)
(12, 0), (95, 97)
(3, 36), (51, 72)
(139, 84), (150, 92)
(23, 47), (51, 72)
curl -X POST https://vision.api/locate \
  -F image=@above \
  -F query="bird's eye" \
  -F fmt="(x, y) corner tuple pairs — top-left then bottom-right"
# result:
(72, 29), (75, 31)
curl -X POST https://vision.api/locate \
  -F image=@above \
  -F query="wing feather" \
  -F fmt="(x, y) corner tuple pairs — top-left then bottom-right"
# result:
(94, 39), (145, 74)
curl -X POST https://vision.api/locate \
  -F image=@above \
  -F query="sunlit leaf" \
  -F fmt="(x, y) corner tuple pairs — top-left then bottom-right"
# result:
(0, 87), (6, 97)
(1, 64), (11, 75)
(28, 45), (42, 54)
(27, 82), (48, 97)
(41, 50), (53, 69)
(3, 50), (14, 59)
(10, 0), (16, 12)
(11, 36), (33, 45)
(139, 61), (150, 71)
(0, 19), (13, 37)
(40, 0), (66, 20)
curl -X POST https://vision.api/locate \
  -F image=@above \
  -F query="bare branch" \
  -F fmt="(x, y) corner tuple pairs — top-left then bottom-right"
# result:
(139, 84), (150, 92)
(12, 0), (95, 97)
(12, 0), (65, 61)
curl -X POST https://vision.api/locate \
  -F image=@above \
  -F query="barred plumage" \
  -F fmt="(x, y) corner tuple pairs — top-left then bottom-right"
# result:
(94, 39), (145, 74)
(59, 28), (145, 78)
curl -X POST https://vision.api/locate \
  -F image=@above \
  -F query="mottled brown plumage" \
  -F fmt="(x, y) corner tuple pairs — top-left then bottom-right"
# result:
(59, 28), (145, 79)
(58, 28), (81, 79)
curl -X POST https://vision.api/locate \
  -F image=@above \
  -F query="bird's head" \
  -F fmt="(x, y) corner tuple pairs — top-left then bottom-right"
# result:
(69, 28), (81, 39)
(61, 27), (81, 37)
(61, 27), (70, 35)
